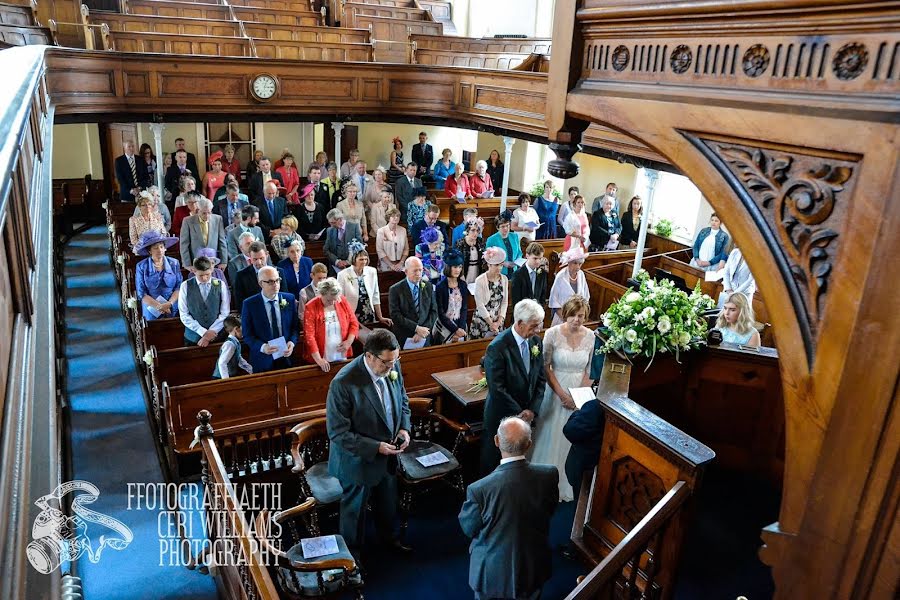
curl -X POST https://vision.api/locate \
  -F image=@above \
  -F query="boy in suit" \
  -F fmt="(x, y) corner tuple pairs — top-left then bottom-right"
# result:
(510, 242), (549, 307)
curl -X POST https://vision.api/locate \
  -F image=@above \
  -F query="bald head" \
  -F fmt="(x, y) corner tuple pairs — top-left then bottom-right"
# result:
(404, 256), (424, 284)
(257, 265), (277, 282)
(495, 417), (532, 457)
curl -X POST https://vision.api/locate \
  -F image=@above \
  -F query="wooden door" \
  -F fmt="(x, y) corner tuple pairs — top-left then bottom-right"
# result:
(104, 122), (137, 200)
(323, 123), (358, 167)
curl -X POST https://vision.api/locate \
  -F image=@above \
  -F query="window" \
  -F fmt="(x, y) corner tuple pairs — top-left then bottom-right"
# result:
(203, 123), (256, 176)
(646, 170), (703, 240)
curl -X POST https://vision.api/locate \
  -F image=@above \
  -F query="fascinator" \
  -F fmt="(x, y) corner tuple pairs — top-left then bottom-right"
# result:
(443, 249), (464, 267)
(483, 246), (507, 265)
(560, 246), (586, 265)
(207, 151), (223, 167)
(420, 226), (442, 245)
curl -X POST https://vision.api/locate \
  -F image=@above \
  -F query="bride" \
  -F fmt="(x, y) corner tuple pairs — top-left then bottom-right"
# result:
(530, 295), (594, 502)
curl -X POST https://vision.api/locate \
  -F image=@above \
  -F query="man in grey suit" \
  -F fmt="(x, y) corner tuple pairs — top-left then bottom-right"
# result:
(394, 162), (423, 223)
(459, 416), (558, 600)
(180, 197), (228, 268)
(323, 208), (362, 275)
(227, 205), (263, 258)
(387, 257), (437, 348)
(326, 329), (412, 560)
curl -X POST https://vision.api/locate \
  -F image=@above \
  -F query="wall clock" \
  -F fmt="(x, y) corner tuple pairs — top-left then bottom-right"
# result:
(250, 74), (278, 102)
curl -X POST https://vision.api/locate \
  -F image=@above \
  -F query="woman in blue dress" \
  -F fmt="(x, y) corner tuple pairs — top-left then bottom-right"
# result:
(715, 292), (761, 347)
(433, 148), (455, 191)
(134, 230), (182, 321)
(533, 179), (559, 239)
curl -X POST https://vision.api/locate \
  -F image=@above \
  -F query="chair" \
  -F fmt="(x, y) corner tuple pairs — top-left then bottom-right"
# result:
(255, 500), (363, 599)
(396, 397), (468, 539)
(290, 417), (342, 536)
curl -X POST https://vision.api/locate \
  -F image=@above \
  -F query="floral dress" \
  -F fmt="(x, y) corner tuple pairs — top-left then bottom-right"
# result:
(469, 277), (505, 339)
(407, 200), (427, 227)
(355, 274), (376, 324)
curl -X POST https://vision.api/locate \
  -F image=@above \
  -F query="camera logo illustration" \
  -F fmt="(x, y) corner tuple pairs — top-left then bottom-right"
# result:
(27, 480), (133, 574)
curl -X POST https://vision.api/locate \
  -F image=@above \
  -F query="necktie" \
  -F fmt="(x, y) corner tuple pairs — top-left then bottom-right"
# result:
(530, 269), (536, 292)
(266, 199), (275, 223)
(520, 340), (531, 374)
(359, 176), (365, 196)
(412, 283), (419, 309)
(200, 282), (210, 300)
(128, 156), (138, 188)
(269, 299), (281, 338)
(338, 227), (344, 242)
(378, 378), (394, 432)
(200, 219), (209, 245)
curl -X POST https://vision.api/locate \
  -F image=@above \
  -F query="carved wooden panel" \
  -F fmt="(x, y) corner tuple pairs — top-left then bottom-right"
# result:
(48, 68), (115, 95)
(230, 0), (314, 12)
(388, 79), (453, 104)
(412, 34), (551, 55)
(279, 76), (355, 99)
(123, 71), (149, 96)
(252, 39), (372, 62)
(416, 49), (531, 70)
(0, 24), (51, 46)
(243, 22), (369, 43)
(0, 3), (34, 26)
(474, 85), (545, 120)
(159, 73), (246, 97)
(126, 0), (231, 20)
(606, 456), (667, 532)
(108, 31), (252, 57)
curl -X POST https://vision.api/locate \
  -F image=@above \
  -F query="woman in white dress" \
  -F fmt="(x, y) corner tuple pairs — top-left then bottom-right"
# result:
(511, 193), (539, 243)
(548, 246), (591, 326)
(531, 295), (594, 502)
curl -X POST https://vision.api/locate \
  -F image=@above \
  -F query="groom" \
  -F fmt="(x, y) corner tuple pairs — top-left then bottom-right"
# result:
(480, 299), (547, 474)
(326, 328), (413, 560)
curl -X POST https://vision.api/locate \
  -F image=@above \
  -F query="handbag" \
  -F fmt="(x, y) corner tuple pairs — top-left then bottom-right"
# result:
(431, 319), (453, 345)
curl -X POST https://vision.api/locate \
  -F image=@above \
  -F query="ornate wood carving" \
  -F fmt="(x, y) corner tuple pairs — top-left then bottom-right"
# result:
(607, 457), (667, 532)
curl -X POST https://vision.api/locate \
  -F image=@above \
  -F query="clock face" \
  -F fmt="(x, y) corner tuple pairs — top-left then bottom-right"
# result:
(251, 75), (277, 100)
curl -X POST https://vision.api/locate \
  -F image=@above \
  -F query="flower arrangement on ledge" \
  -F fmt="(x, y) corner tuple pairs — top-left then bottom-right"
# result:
(600, 269), (714, 368)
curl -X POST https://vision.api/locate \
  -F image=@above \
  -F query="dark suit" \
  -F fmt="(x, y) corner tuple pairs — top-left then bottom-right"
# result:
(563, 399), (605, 500)
(240, 291), (299, 373)
(510, 265), (548, 308)
(252, 195), (288, 240)
(249, 171), (285, 204)
(114, 154), (150, 202)
(215, 197), (249, 226)
(233, 265), (287, 311)
(409, 219), (450, 248)
(164, 164), (193, 199)
(323, 222), (363, 274)
(170, 151), (199, 180)
(459, 459), (558, 599)
(326, 355), (411, 551)
(394, 175), (423, 223)
(481, 329), (547, 473)
(411, 143), (434, 176)
(388, 279), (438, 348)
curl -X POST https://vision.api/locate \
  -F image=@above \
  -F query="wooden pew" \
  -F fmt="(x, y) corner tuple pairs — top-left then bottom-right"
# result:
(230, 0), (316, 12)
(125, 0), (232, 20)
(352, 13), (442, 61)
(414, 49), (536, 70)
(251, 38), (373, 62)
(410, 33), (551, 55)
(102, 29), (253, 56)
(231, 6), (321, 26)
(547, 246), (655, 275)
(0, 1), (36, 26)
(92, 12), (243, 37)
(0, 23), (52, 45)
(242, 22), (369, 43)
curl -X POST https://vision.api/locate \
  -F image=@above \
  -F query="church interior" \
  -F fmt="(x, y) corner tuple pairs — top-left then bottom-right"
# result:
(0, 0), (897, 599)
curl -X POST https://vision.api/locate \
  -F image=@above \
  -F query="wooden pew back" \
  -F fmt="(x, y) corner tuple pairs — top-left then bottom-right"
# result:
(93, 12), (242, 37)
(231, 6), (321, 26)
(410, 33), (551, 55)
(126, 0), (231, 20)
(415, 49), (535, 70)
(252, 38), (374, 61)
(243, 22), (369, 43)
(0, 23), (52, 46)
(104, 30), (252, 56)
(343, 1), (430, 22)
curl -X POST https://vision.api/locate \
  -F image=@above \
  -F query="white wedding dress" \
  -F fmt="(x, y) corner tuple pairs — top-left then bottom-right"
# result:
(530, 325), (594, 502)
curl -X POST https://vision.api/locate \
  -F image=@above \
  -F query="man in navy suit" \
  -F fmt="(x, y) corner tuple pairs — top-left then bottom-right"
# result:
(480, 299), (547, 474)
(326, 329), (412, 559)
(169, 137), (200, 179)
(563, 398), (605, 501)
(164, 149), (193, 200)
(411, 131), (434, 178)
(249, 156), (285, 204)
(233, 241), (283, 309)
(240, 266), (298, 373)
(215, 183), (249, 226)
(459, 416), (558, 600)
(114, 140), (150, 202)
(252, 180), (287, 240)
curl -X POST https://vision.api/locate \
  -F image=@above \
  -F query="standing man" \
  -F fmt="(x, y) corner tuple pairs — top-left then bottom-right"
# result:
(240, 266), (298, 373)
(170, 137), (200, 179)
(226, 205), (263, 258)
(387, 257), (437, 348)
(308, 164), (334, 209)
(253, 180), (287, 240)
(323, 208), (362, 275)
(411, 131), (434, 179)
(510, 242), (549, 307)
(115, 140), (150, 202)
(480, 299), (547, 474)
(459, 416), (558, 600)
(591, 182), (618, 215)
(180, 197), (227, 268)
(326, 328), (412, 561)
(165, 149), (193, 200)
(394, 162), (423, 223)
(352, 160), (374, 201)
(178, 256), (230, 347)
(233, 241), (282, 309)
(215, 183), (249, 228)
(249, 157), (285, 204)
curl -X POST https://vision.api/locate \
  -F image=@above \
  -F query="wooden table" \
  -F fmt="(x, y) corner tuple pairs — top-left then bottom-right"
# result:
(432, 365), (486, 427)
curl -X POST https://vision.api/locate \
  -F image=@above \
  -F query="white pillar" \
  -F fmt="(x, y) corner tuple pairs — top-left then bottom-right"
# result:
(331, 122), (345, 168)
(149, 123), (166, 193)
(500, 136), (516, 212)
(632, 168), (659, 278)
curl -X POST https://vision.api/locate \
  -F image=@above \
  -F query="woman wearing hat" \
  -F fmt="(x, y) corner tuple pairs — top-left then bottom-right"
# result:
(336, 241), (392, 342)
(486, 211), (522, 278)
(134, 231), (183, 321)
(549, 246), (591, 325)
(202, 152), (227, 201)
(296, 184), (329, 240)
(275, 152), (301, 204)
(415, 226), (445, 285)
(469, 246), (509, 339)
(271, 215), (304, 261)
(129, 190), (168, 248)
(189, 247), (227, 283)
(435, 250), (470, 343)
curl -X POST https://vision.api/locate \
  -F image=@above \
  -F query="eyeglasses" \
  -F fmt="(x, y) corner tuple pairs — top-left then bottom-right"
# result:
(371, 354), (398, 367)
(260, 278), (282, 284)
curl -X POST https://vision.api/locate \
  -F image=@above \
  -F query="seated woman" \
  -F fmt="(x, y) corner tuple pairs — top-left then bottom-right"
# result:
(203, 151), (227, 201)
(690, 213), (730, 271)
(549, 246), (590, 325)
(433, 148), (455, 191)
(335, 181), (369, 243)
(295, 184), (329, 240)
(134, 231), (182, 321)
(271, 215), (304, 261)
(302, 277), (360, 372)
(415, 226), (445, 285)
(336, 242), (392, 342)
(619, 195), (643, 248)
(511, 193), (539, 243)
(375, 206), (409, 272)
(589, 196), (621, 251)
(129, 191), (168, 248)
(445, 162), (473, 201)
(563, 194), (590, 252)
(277, 240), (313, 298)
(715, 292), (761, 347)
(434, 250), (470, 343)
(469, 246), (509, 340)
(298, 262), (328, 326)
(533, 180), (559, 240)
(275, 152), (301, 204)
(486, 211), (522, 278)
(470, 160), (495, 198)
(455, 220), (486, 285)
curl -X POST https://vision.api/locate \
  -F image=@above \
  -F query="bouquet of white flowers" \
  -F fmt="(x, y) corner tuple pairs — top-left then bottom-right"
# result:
(600, 269), (714, 368)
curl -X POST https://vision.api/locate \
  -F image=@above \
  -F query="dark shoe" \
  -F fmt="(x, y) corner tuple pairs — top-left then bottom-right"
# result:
(384, 538), (413, 554)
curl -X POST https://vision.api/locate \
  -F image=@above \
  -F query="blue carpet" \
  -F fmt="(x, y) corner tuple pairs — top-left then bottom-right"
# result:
(64, 227), (218, 600)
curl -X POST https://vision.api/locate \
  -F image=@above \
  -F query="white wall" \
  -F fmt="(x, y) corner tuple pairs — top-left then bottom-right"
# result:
(461, 0), (551, 38)
(564, 153), (640, 211)
(52, 124), (103, 179)
(350, 122), (477, 171)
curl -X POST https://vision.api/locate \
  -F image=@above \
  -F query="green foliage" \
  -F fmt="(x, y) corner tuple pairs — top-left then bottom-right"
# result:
(654, 218), (674, 237)
(529, 180), (563, 201)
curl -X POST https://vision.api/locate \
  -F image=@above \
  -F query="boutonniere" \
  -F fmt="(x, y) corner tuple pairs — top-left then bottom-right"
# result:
(211, 279), (221, 286)
(531, 344), (540, 358)
(126, 297), (137, 309)
(389, 370), (398, 382)
(279, 298), (287, 308)
(142, 350), (153, 366)
(116, 254), (125, 265)
(419, 281), (427, 290)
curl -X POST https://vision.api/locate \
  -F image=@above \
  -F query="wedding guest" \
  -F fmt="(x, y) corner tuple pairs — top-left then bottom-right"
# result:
(445, 162), (473, 201)
(178, 255), (230, 347)
(486, 212), (522, 278)
(298, 262), (328, 325)
(511, 194), (539, 243)
(715, 292), (761, 347)
(134, 231), (182, 321)
(363, 167), (390, 215)
(367, 186), (392, 238)
(434, 250), (470, 343)
(411, 131), (433, 178)
(245, 149), (263, 184)
(189, 247), (227, 283)
(375, 206), (409, 272)
(410, 203), (449, 247)
(722, 246), (756, 303)
(307, 151), (328, 177)
(275, 152), (301, 204)
(241, 266), (298, 373)
(405, 186), (429, 228)
(395, 162), (422, 220)
(415, 226), (445, 285)
(455, 221), (486, 285)
(691, 213), (730, 271)
(549, 246), (590, 325)
(589, 196), (621, 251)
(563, 392), (605, 501)
(336, 242), (392, 341)
(350, 160), (375, 203)
(303, 277), (360, 372)
(470, 160), (495, 198)
(276, 240), (313, 298)
(387, 257), (438, 348)
(215, 181), (249, 226)
(139, 143), (156, 184)
(227, 231), (258, 283)
(591, 182), (618, 215)
(557, 186), (579, 230)
(339, 149), (360, 179)
(165, 149), (193, 201)
(433, 148), (455, 191)
(486, 149), (504, 192)
(510, 242), (548, 307)
(469, 247), (509, 340)
(324, 208), (363, 274)
(220, 145), (241, 185)
(530, 295), (593, 502)
(129, 191), (167, 247)
(226, 205), (262, 258)
(620, 195), (643, 248)
(213, 315), (252, 379)
(452, 207), (481, 245)
(563, 194), (590, 252)
(116, 140), (150, 203)
(173, 174), (196, 208)
(296, 184), (329, 240)
(533, 180), (559, 239)
(202, 151), (227, 201)
(321, 162), (340, 204)
(335, 181), (369, 243)
(389, 137), (405, 180)
(172, 189), (198, 237)
(270, 215), (304, 261)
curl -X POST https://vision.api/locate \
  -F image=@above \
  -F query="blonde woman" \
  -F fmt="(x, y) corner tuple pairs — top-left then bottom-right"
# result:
(715, 292), (761, 347)
(129, 191), (168, 247)
(375, 206), (408, 272)
(368, 188), (392, 238)
(469, 246), (509, 339)
(363, 165), (389, 209)
(270, 215), (304, 261)
(335, 182), (369, 243)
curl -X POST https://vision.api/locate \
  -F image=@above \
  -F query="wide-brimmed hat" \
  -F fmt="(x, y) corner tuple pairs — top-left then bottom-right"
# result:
(299, 183), (316, 200)
(560, 246), (586, 265)
(444, 249), (464, 267)
(134, 230), (178, 256)
(483, 246), (507, 265)
(195, 247), (221, 266)
(420, 226), (442, 245)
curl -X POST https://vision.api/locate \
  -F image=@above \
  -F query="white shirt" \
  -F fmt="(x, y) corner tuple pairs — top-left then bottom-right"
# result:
(698, 229), (718, 262)
(511, 326), (529, 353)
(500, 455), (527, 465)
(216, 335), (253, 379)
(178, 279), (231, 337)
